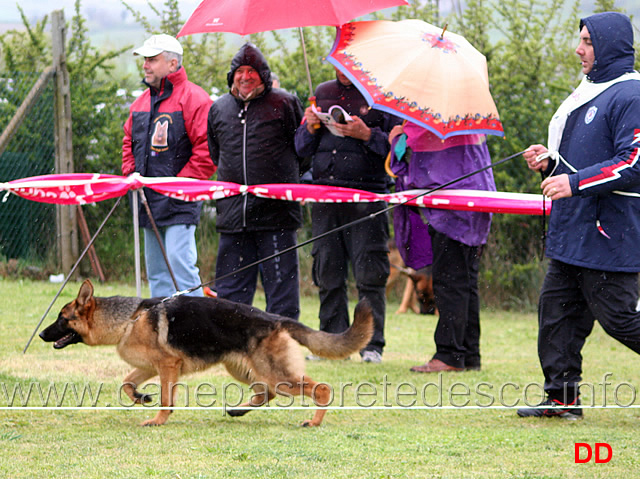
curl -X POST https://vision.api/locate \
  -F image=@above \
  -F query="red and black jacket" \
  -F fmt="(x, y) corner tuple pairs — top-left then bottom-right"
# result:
(122, 67), (214, 227)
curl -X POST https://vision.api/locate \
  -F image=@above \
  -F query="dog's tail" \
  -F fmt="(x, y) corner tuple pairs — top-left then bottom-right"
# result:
(282, 298), (374, 360)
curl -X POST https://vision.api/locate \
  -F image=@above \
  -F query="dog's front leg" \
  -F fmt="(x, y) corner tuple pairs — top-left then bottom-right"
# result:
(396, 278), (419, 314)
(141, 359), (181, 426)
(122, 368), (156, 404)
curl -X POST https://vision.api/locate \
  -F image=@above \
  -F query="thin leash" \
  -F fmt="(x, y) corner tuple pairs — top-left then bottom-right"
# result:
(23, 196), (123, 354)
(138, 189), (180, 290)
(23, 149), (528, 348)
(390, 262), (414, 276)
(166, 149), (527, 301)
(540, 171), (547, 258)
(24, 191), (168, 349)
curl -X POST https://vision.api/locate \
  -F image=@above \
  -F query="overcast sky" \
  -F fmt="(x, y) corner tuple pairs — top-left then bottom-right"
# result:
(0, 1), (202, 23)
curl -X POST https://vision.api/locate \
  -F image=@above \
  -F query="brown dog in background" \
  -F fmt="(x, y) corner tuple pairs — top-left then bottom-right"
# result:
(387, 241), (437, 315)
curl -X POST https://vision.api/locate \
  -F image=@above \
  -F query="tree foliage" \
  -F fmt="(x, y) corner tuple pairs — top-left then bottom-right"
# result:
(1, 0), (638, 305)
(0, 1), (135, 274)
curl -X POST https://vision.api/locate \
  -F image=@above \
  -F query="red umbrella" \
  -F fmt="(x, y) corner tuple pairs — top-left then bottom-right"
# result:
(177, 0), (408, 95)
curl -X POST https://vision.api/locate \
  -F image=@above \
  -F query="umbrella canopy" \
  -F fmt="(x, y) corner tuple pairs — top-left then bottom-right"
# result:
(178, 0), (408, 36)
(177, 0), (408, 96)
(326, 19), (504, 139)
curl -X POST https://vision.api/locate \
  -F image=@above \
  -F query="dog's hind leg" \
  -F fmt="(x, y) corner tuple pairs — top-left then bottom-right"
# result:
(141, 359), (181, 426)
(122, 368), (156, 404)
(396, 278), (418, 314)
(277, 375), (332, 427)
(228, 383), (275, 417)
(223, 360), (275, 417)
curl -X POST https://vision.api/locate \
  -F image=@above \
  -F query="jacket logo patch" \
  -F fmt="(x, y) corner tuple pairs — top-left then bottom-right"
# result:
(584, 106), (598, 125)
(152, 121), (169, 150)
(151, 114), (172, 152)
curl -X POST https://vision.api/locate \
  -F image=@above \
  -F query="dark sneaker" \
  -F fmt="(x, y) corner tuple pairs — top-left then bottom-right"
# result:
(517, 398), (582, 420)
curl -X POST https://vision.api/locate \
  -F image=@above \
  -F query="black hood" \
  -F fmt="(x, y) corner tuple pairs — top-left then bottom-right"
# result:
(580, 12), (635, 83)
(227, 43), (272, 90)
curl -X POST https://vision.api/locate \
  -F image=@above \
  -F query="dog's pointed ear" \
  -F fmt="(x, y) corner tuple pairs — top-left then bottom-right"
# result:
(77, 279), (94, 308)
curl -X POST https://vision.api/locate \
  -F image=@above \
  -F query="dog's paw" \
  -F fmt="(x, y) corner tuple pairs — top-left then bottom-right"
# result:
(140, 410), (171, 426)
(300, 420), (320, 427)
(140, 419), (163, 426)
(134, 392), (153, 404)
(227, 408), (251, 417)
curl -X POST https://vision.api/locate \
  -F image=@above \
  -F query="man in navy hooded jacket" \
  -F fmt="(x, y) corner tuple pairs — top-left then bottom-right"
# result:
(518, 12), (640, 419)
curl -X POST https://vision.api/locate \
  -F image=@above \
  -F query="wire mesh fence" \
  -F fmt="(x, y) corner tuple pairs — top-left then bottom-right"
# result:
(0, 71), (56, 262)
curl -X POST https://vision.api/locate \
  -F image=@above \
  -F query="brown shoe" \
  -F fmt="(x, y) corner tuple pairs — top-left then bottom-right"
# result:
(410, 359), (464, 373)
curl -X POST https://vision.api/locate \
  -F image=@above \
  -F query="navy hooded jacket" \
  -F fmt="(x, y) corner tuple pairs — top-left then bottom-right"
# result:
(544, 12), (640, 272)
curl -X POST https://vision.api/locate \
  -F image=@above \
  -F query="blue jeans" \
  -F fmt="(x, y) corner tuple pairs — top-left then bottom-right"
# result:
(143, 224), (203, 298)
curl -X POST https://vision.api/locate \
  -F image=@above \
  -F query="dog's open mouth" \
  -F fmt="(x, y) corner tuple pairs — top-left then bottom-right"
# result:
(54, 332), (80, 349)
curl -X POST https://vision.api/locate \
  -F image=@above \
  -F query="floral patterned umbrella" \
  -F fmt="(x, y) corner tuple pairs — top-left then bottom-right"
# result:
(326, 19), (504, 139)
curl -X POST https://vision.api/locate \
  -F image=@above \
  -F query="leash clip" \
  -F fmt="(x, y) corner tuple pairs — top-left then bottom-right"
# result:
(163, 288), (195, 302)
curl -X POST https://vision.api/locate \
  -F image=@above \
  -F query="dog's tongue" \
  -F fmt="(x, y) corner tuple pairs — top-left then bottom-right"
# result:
(54, 333), (74, 349)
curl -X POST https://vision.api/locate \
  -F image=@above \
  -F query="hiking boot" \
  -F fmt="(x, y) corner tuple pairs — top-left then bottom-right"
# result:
(361, 350), (382, 363)
(517, 397), (583, 420)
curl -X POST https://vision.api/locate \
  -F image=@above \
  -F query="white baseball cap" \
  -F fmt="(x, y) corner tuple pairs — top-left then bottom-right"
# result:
(133, 34), (183, 57)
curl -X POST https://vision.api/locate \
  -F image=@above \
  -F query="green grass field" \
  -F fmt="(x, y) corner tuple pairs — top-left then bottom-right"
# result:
(0, 278), (638, 478)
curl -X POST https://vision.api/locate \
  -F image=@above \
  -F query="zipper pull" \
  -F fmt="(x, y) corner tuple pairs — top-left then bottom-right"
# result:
(238, 104), (248, 124)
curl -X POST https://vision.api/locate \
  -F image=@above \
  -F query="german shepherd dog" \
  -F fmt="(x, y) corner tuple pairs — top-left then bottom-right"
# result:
(40, 280), (373, 427)
(387, 241), (437, 315)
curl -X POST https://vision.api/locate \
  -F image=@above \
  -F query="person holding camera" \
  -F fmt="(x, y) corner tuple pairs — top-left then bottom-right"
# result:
(295, 67), (401, 363)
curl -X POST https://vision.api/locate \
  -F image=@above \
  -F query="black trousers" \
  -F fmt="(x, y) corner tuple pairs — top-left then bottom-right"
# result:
(538, 259), (640, 401)
(311, 202), (390, 353)
(215, 230), (300, 320)
(429, 226), (481, 369)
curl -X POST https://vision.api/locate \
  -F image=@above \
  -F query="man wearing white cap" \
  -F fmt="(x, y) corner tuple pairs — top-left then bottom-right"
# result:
(122, 34), (215, 297)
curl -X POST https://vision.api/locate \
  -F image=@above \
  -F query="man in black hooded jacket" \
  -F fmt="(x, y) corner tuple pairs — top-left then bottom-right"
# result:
(207, 43), (304, 319)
